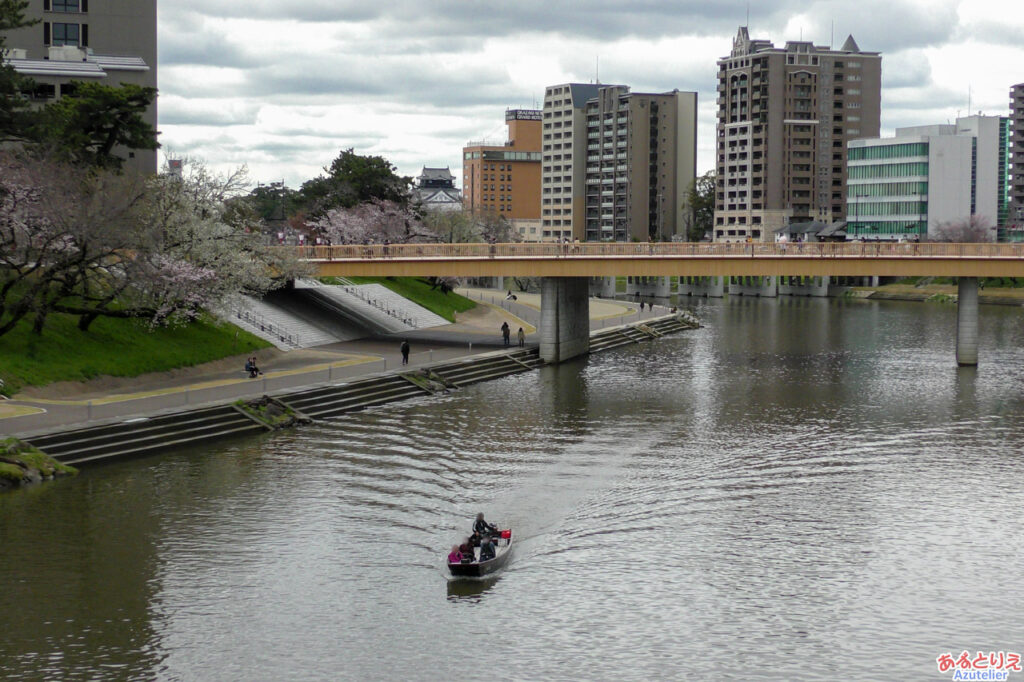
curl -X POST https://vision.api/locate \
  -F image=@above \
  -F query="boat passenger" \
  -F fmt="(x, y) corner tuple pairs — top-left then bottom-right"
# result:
(447, 545), (463, 564)
(459, 538), (476, 563)
(479, 537), (496, 562)
(473, 513), (499, 538)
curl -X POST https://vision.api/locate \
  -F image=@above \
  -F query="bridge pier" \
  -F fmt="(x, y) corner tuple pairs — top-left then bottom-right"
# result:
(729, 276), (777, 297)
(678, 276), (725, 297)
(626, 276), (671, 299)
(956, 277), (979, 367)
(778, 275), (830, 297)
(589, 276), (616, 298)
(540, 277), (590, 364)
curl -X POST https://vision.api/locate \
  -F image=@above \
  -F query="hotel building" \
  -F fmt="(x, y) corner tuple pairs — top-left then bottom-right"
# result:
(462, 109), (543, 239)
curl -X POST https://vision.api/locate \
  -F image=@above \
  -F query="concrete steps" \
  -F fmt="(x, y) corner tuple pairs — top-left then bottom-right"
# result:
(281, 349), (545, 421)
(588, 314), (699, 353)
(281, 375), (432, 420)
(430, 349), (542, 386)
(226, 295), (341, 349)
(24, 405), (268, 466)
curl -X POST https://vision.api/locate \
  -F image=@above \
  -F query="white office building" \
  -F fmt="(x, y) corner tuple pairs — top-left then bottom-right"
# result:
(846, 116), (1008, 241)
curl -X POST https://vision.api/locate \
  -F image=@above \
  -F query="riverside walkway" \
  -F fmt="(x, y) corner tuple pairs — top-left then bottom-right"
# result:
(0, 298), (667, 438)
(293, 241), (1024, 278)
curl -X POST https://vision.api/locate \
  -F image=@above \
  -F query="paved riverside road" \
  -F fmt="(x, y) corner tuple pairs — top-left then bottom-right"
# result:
(0, 339), (495, 439)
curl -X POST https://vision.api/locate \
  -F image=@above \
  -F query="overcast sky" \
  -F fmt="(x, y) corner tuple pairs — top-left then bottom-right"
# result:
(156, 0), (1024, 190)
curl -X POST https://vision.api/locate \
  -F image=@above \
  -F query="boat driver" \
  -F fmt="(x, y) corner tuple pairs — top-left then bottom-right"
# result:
(473, 513), (499, 539)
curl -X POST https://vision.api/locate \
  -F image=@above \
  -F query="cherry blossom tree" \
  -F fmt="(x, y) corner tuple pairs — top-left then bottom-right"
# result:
(0, 152), (150, 335)
(310, 198), (435, 244)
(929, 215), (996, 242)
(0, 153), (311, 337)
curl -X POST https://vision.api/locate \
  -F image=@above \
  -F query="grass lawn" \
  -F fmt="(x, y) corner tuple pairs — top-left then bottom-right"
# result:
(325, 276), (476, 323)
(0, 312), (270, 396)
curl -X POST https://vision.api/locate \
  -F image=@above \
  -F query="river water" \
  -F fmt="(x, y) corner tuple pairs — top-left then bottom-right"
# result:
(3, 297), (1024, 681)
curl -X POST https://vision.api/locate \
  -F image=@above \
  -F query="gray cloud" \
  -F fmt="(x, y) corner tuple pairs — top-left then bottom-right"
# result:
(154, 0), (1018, 185)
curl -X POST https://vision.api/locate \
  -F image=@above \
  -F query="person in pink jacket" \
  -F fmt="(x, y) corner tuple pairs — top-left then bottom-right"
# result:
(447, 545), (463, 564)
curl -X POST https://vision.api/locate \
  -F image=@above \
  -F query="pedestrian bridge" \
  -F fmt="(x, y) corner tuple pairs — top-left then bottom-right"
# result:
(284, 242), (1023, 367)
(292, 242), (1024, 278)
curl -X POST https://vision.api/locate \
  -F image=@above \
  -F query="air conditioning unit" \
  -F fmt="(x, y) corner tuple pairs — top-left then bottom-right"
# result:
(48, 45), (86, 62)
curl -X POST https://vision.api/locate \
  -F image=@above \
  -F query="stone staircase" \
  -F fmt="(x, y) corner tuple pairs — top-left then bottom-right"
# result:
(278, 348), (544, 421)
(24, 405), (268, 466)
(589, 315), (699, 353)
(428, 348), (543, 386)
(226, 295), (340, 349)
(279, 374), (433, 420)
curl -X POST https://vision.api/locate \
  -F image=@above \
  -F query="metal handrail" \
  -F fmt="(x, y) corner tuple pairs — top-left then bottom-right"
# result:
(341, 286), (418, 328)
(288, 241), (1024, 262)
(234, 309), (298, 347)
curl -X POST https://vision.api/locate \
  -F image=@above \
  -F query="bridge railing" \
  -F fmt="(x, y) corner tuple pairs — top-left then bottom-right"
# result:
(290, 241), (1024, 261)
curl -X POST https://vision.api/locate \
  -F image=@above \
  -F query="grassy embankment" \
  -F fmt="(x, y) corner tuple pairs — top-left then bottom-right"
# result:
(0, 312), (270, 397)
(856, 277), (1024, 303)
(323, 276), (476, 322)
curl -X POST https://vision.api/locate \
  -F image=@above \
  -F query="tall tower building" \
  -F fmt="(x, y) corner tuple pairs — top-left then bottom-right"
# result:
(463, 109), (543, 238)
(2, 0), (158, 173)
(1009, 83), (1024, 227)
(714, 27), (881, 242)
(541, 83), (607, 241)
(582, 86), (697, 241)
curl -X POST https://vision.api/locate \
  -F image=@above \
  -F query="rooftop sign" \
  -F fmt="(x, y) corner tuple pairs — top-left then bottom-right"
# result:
(506, 109), (542, 121)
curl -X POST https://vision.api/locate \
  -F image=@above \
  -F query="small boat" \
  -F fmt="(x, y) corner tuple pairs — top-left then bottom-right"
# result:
(448, 530), (512, 578)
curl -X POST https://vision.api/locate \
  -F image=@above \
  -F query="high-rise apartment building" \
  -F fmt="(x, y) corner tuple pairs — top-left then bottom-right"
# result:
(463, 109), (543, 239)
(2, 0), (158, 173)
(541, 83), (607, 241)
(1009, 83), (1024, 227)
(582, 86), (697, 241)
(714, 27), (881, 242)
(846, 116), (1006, 241)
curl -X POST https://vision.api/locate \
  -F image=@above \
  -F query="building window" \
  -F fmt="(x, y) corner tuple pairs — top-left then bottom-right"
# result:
(50, 0), (84, 12)
(49, 22), (81, 46)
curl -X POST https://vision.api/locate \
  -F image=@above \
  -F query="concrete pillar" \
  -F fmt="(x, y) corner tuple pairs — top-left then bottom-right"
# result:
(540, 277), (590, 364)
(956, 277), (979, 367)
(654, 276), (671, 298)
(589, 276), (616, 298)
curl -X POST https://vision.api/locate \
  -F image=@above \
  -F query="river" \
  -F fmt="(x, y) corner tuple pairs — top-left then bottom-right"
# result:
(2, 297), (1024, 681)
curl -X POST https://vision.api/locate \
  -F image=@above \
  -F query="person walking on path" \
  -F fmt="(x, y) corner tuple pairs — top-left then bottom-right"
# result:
(501, 321), (511, 347)
(517, 327), (525, 347)
(400, 340), (410, 365)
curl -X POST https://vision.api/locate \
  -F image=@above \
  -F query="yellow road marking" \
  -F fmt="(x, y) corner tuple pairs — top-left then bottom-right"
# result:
(12, 355), (381, 406)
